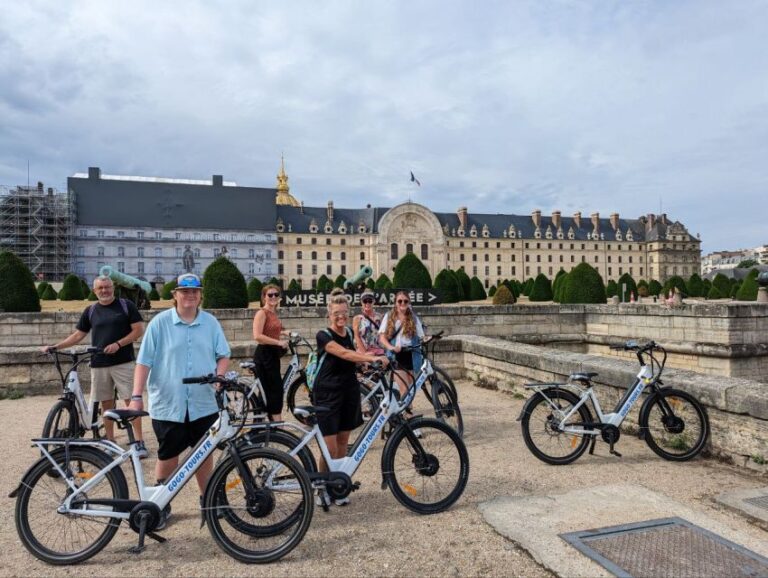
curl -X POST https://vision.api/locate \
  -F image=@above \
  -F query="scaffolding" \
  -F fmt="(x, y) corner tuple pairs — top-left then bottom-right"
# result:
(0, 182), (74, 282)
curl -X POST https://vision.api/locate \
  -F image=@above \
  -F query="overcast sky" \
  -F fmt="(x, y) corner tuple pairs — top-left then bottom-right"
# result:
(1, 1), (766, 254)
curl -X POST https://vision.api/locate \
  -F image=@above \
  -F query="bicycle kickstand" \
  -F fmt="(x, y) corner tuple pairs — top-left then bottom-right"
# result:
(128, 512), (167, 554)
(609, 442), (622, 458)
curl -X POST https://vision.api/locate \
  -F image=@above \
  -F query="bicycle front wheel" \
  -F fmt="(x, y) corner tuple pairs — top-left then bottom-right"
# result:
(520, 389), (593, 465)
(42, 399), (81, 440)
(382, 417), (469, 514)
(15, 447), (128, 565)
(640, 388), (709, 461)
(205, 447), (314, 564)
(431, 378), (464, 437)
(286, 377), (312, 423)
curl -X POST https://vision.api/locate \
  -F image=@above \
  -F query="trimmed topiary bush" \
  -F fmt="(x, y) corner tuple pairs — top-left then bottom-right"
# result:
(374, 273), (392, 291)
(315, 275), (332, 292)
(506, 279), (521, 299)
(707, 285), (723, 299)
(202, 257), (248, 309)
(687, 273), (704, 298)
(451, 270), (465, 301)
(267, 277), (283, 289)
(637, 279), (649, 297)
(36, 281), (50, 298)
(606, 280), (618, 299)
(529, 273), (553, 302)
(247, 277), (263, 302)
(735, 272), (759, 301)
(522, 278), (534, 297)
(58, 273), (85, 300)
(41, 284), (58, 300)
(434, 269), (461, 303)
(730, 281), (741, 299)
(663, 276), (688, 297)
(392, 253), (432, 289)
(87, 290), (98, 301)
(648, 279), (662, 297)
(288, 278), (302, 291)
(469, 276), (487, 300)
(561, 263), (606, 304)
(333, 275), (347, 289)
(712, 273), (730, 297)
(488, 285), (497, 297)
(365, 278), (375, 290)
(702, 278), (712, 296)
(161, 279), (177, 299)
(617, 273), (638, 302)
(148, 287), (160, 300)
(0, 251), (41, 312)
(554, 273), (570, 303)
(492, 284), (515, 305)
(455, 268), (471, 299)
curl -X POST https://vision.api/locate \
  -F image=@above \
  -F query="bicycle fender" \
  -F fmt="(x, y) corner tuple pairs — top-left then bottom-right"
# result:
(515, 387), (554, 421)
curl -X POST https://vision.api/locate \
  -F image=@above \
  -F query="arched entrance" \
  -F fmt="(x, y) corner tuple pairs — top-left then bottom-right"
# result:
(376, 203), (446, 280)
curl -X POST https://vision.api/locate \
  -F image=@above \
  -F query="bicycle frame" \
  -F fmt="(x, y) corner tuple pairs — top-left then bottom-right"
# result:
(51, 351), (102, 432)
(30, 409), (239, 520)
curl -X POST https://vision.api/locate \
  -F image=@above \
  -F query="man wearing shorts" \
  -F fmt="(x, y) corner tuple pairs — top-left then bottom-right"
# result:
(43, 275), (146, 455)
(130, 273), (230, 515)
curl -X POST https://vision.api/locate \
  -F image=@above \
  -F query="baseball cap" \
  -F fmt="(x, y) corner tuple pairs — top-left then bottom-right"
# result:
(361, 289), (375, 300)
(176, 273), (202, 288)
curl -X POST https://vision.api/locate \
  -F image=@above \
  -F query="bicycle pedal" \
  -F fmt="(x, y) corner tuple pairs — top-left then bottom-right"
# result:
(352, 481), (361, 491)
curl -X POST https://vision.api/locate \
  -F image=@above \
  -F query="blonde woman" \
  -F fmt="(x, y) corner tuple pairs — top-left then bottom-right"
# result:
(313, 293), (388, 505)
(378, 291), (426, 403)
(252, 284), (290, 421)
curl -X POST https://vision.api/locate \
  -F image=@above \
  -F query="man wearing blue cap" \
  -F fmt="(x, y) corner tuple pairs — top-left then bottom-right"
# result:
(130, 273), (230, 528)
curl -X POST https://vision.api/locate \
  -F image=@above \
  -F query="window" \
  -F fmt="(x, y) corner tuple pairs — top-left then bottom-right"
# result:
(326, 238), (331, 245)
(472, 241), (477, 248)
(497, 254), (501, 262)
(117, 246), (125, 257)
(231, 248), (237, 258)
(77, 246), (84, 257)
(525, 255), (530, 262)
(137, 247), (145, 257)
(98, 246), (105, 256)
(297, 251), (303, 260)
(297, 238), (303, 244)
(511, 254), (516, 262)
(559, 255), (563, 262)
(460, 254), (465, 262)
(594, 256), (598, 263)
(511, 266), (516, 276)
(536, 255), (541, 263)
(472, 254), (477, 262)
(608, 267), (612, 276)
(176, 232), (181, 240)
(406, 243), (413, 254)
(341, 252), (346, 260)
(484, 254), (489, 262)
(326, 251), (332, 260)
(484, 242), (489, 248)
(248, 263), (255, 274)
(341, 265), (347, 275)
(547, 255), (552, 262)
(421, 244), (428, 260)
(485, 266), (489, 276)
(214, 249), (220, 257)
(278, 250), (284, 259)
(391, 243), (398, 260)
(155, 262), (162, 274)
(192, 249), (199, 258)
(97, 230), (105, 238)
(194, 232), (201, 241)
(118, 231), (125, 239)
(360, 239), (365, 245)
(278, 264), (284, 275)
(155, 247), (162, 257)
(297, 264), (303, 275)
(497, 266), (502, 275)
(249, 249), (255, 259)
(311, 251), (317, 260)
(137, 262), (145, 274)
(311, 238), (317, 245)
(360, 251), (365, 260)
(213, 233), (220, 241)
(76, 261), (85, 274)
(459, 241), (464, 248)
(571, 255), (575, 262)
(608, 256), (612, 263)
(341, 239), (346, 246)
(473, 266), (477, 275)
(497, 242), (501, 248)
(326, 265), (332, 275)
(155, 232), (162, 240)
(79, 229), (87, 237)
(97, 261), (105, 271)
(117, 261), (125, 273)
(175, 247), (182, 258)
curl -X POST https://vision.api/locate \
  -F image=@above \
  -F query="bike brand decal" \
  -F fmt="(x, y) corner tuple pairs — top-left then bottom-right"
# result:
(620, 382), (645, 417)
(168, 438), (213, 492)
(353, 413), (387, 462)
(285, 364), (297, 387)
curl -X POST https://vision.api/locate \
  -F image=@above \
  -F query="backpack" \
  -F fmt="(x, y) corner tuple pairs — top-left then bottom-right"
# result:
(306, 327), (353, 391)
(88, 298), (130, 323)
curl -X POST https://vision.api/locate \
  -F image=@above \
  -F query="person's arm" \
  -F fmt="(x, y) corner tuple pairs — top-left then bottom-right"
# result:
(324, 340), (388, 366)
(104, 321), (144, 355)
(252, 311), (288, 347)
(216, 356), (229, 375)
(352, 315), (367, 353)
(41, 329), (88, 353)
(129, 363), (150, 410)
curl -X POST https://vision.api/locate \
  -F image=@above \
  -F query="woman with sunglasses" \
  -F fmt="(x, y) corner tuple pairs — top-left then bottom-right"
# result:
(252, 284), (290, 421)
(352, 289), (384, 356)
(378, 291), (426, 403)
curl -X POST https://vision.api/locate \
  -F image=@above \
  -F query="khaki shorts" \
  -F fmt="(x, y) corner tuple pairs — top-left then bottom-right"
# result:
(90, 361), (135, 403)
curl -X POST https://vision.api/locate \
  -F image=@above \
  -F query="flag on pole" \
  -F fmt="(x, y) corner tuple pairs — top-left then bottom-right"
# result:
(410, 171), (421, 186)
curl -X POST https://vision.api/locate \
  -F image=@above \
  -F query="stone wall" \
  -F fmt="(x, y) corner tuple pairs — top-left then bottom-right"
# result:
(432, 335), (768, 471)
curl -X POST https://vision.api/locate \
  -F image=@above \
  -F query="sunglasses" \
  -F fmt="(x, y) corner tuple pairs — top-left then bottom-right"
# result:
(266, 292), (280, 298)
(361, 298), (374, 304)
(397, 299), (410, 304)
(332, 312), (349, 319)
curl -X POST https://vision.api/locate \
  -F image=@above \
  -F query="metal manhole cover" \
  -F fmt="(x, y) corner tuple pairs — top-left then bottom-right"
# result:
(744, 495), (768, 511)
(560, 517), (768, 578)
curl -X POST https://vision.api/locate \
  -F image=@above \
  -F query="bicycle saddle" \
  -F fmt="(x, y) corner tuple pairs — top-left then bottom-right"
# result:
(292, 405), (331, 419)
(569, 372), (598, 382)
(103, 409), (149, 421)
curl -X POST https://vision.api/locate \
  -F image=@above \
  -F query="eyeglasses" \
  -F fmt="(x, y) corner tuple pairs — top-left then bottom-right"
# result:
(266, 292), (280, 298)
(332, 312), (349, 319)
(396, 299), (410, 304)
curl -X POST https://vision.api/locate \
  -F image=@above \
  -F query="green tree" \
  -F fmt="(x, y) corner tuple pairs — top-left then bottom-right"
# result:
(80, 278), (90, 299)
(288, 278), (302, 291)
(707, 285), (723, 299)
(202, 257), (249, 309)
(488, 285), (497, 297)
(529, 273), (553, 302)
(554, 273), (570, 302)
(637, 279), (649, 297)
(469, 276), (487, 300)
(161, 279), (177, 299)
(451, 270), (465, 301)
(36, 281), (50, 298)
(392, 253), (432, 289)
(247, 277), (263, 302)
(315, 275), (332, 292)
(58, 273), (85, 301)
(148, 287), (160, 300)
(663, 275), (688, 297)
(712, 273), (731, 297)
(648, 279), (662, 297)
(492, 284), (515, 305)
(434, 269), (461, 303)
(737, 259), (758, 268)
(333, 274), (347, 289)
(87, 289), (98, 301)
(267, 277), (283, 289)
(561, 263), (606, 304)
(606, 280), (618, 298)
(507, 279), (522, 299)
(730, 281), (741, 299)
(455, 268), (471, 299)
(0, 251), (41, 312)
(552, 269), (567, 302)
(617, 273), (638, 302)
(702, 278), (712, 296)
(365, 278), (375, 290)
(687, 273), (704, 298)
(41, 284), (58, 300)
(374, 273), (392, 290)
(736, 272), (759, 301)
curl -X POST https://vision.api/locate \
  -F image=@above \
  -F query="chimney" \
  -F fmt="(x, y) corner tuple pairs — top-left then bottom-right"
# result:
(531, 209), (541, 229)
(659, 213), (668, 225)
(212, 175), (223, 187)
(590, 212), (600, 231)
(300, 200), (304, 214)
(610, 212), (620, 230)
(573, 211), (582, 228)
(47, 187), (53, 196)
(88, 167), (101, 180)
(37, 181), (44, 193)
(327, 200), (334, 222)
(457, 206), (468, 229)
(552, 210), (561, 230)
(646, 213), (656, 231)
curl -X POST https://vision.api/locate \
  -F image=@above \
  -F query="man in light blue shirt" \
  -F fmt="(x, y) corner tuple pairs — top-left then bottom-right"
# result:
(130, 273), (230, 517)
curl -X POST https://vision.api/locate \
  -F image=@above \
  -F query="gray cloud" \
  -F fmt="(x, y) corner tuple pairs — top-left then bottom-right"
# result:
(1, 0), (766, 253)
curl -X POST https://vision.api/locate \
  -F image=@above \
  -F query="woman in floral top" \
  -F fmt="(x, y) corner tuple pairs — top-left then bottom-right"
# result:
(353, 289), (384, 355)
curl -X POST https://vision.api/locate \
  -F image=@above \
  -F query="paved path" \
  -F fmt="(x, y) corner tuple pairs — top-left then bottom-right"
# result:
(1, 383), (765, 577)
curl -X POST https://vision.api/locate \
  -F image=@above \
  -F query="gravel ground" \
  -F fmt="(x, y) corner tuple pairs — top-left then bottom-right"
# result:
(1, 383), (764, 578)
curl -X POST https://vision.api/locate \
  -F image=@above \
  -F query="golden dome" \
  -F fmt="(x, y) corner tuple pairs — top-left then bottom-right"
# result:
(275, 155), (301, 207)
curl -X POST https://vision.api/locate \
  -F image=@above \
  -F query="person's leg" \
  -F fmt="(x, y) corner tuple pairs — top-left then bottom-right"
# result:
(152, 417), (185, 482)
(113, 362), (143, 440)
(195, 455), (213, 494)
(156, 456), (179, 482)
(320, 434), (340, 472)
(334, 431), (351, 459)
(90, 367), (116, 440)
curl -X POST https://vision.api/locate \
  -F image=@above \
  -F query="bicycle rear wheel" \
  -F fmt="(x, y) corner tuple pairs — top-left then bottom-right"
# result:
(430, 378), (464, 437)
(15, 447), (128, 565)
(382, 417), (469, 514)
(520, 389), (593, 465)
(205, 447), (314, 564)
(640, 388), (709, 461)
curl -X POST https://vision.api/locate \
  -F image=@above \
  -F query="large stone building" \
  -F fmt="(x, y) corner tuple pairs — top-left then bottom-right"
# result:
(69, 167), (278, 284)
(274, 166), (701, 288)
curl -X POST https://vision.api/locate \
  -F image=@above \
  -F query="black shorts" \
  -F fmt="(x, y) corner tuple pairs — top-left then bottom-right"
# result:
(313, 384), (363, 437)
(152, 412), (218, 461)
(254, 345), (284, 415)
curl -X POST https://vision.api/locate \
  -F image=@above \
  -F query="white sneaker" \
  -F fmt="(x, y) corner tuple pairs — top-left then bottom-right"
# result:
(315, 490), (331, 508)
(334, 496), (350, 507)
